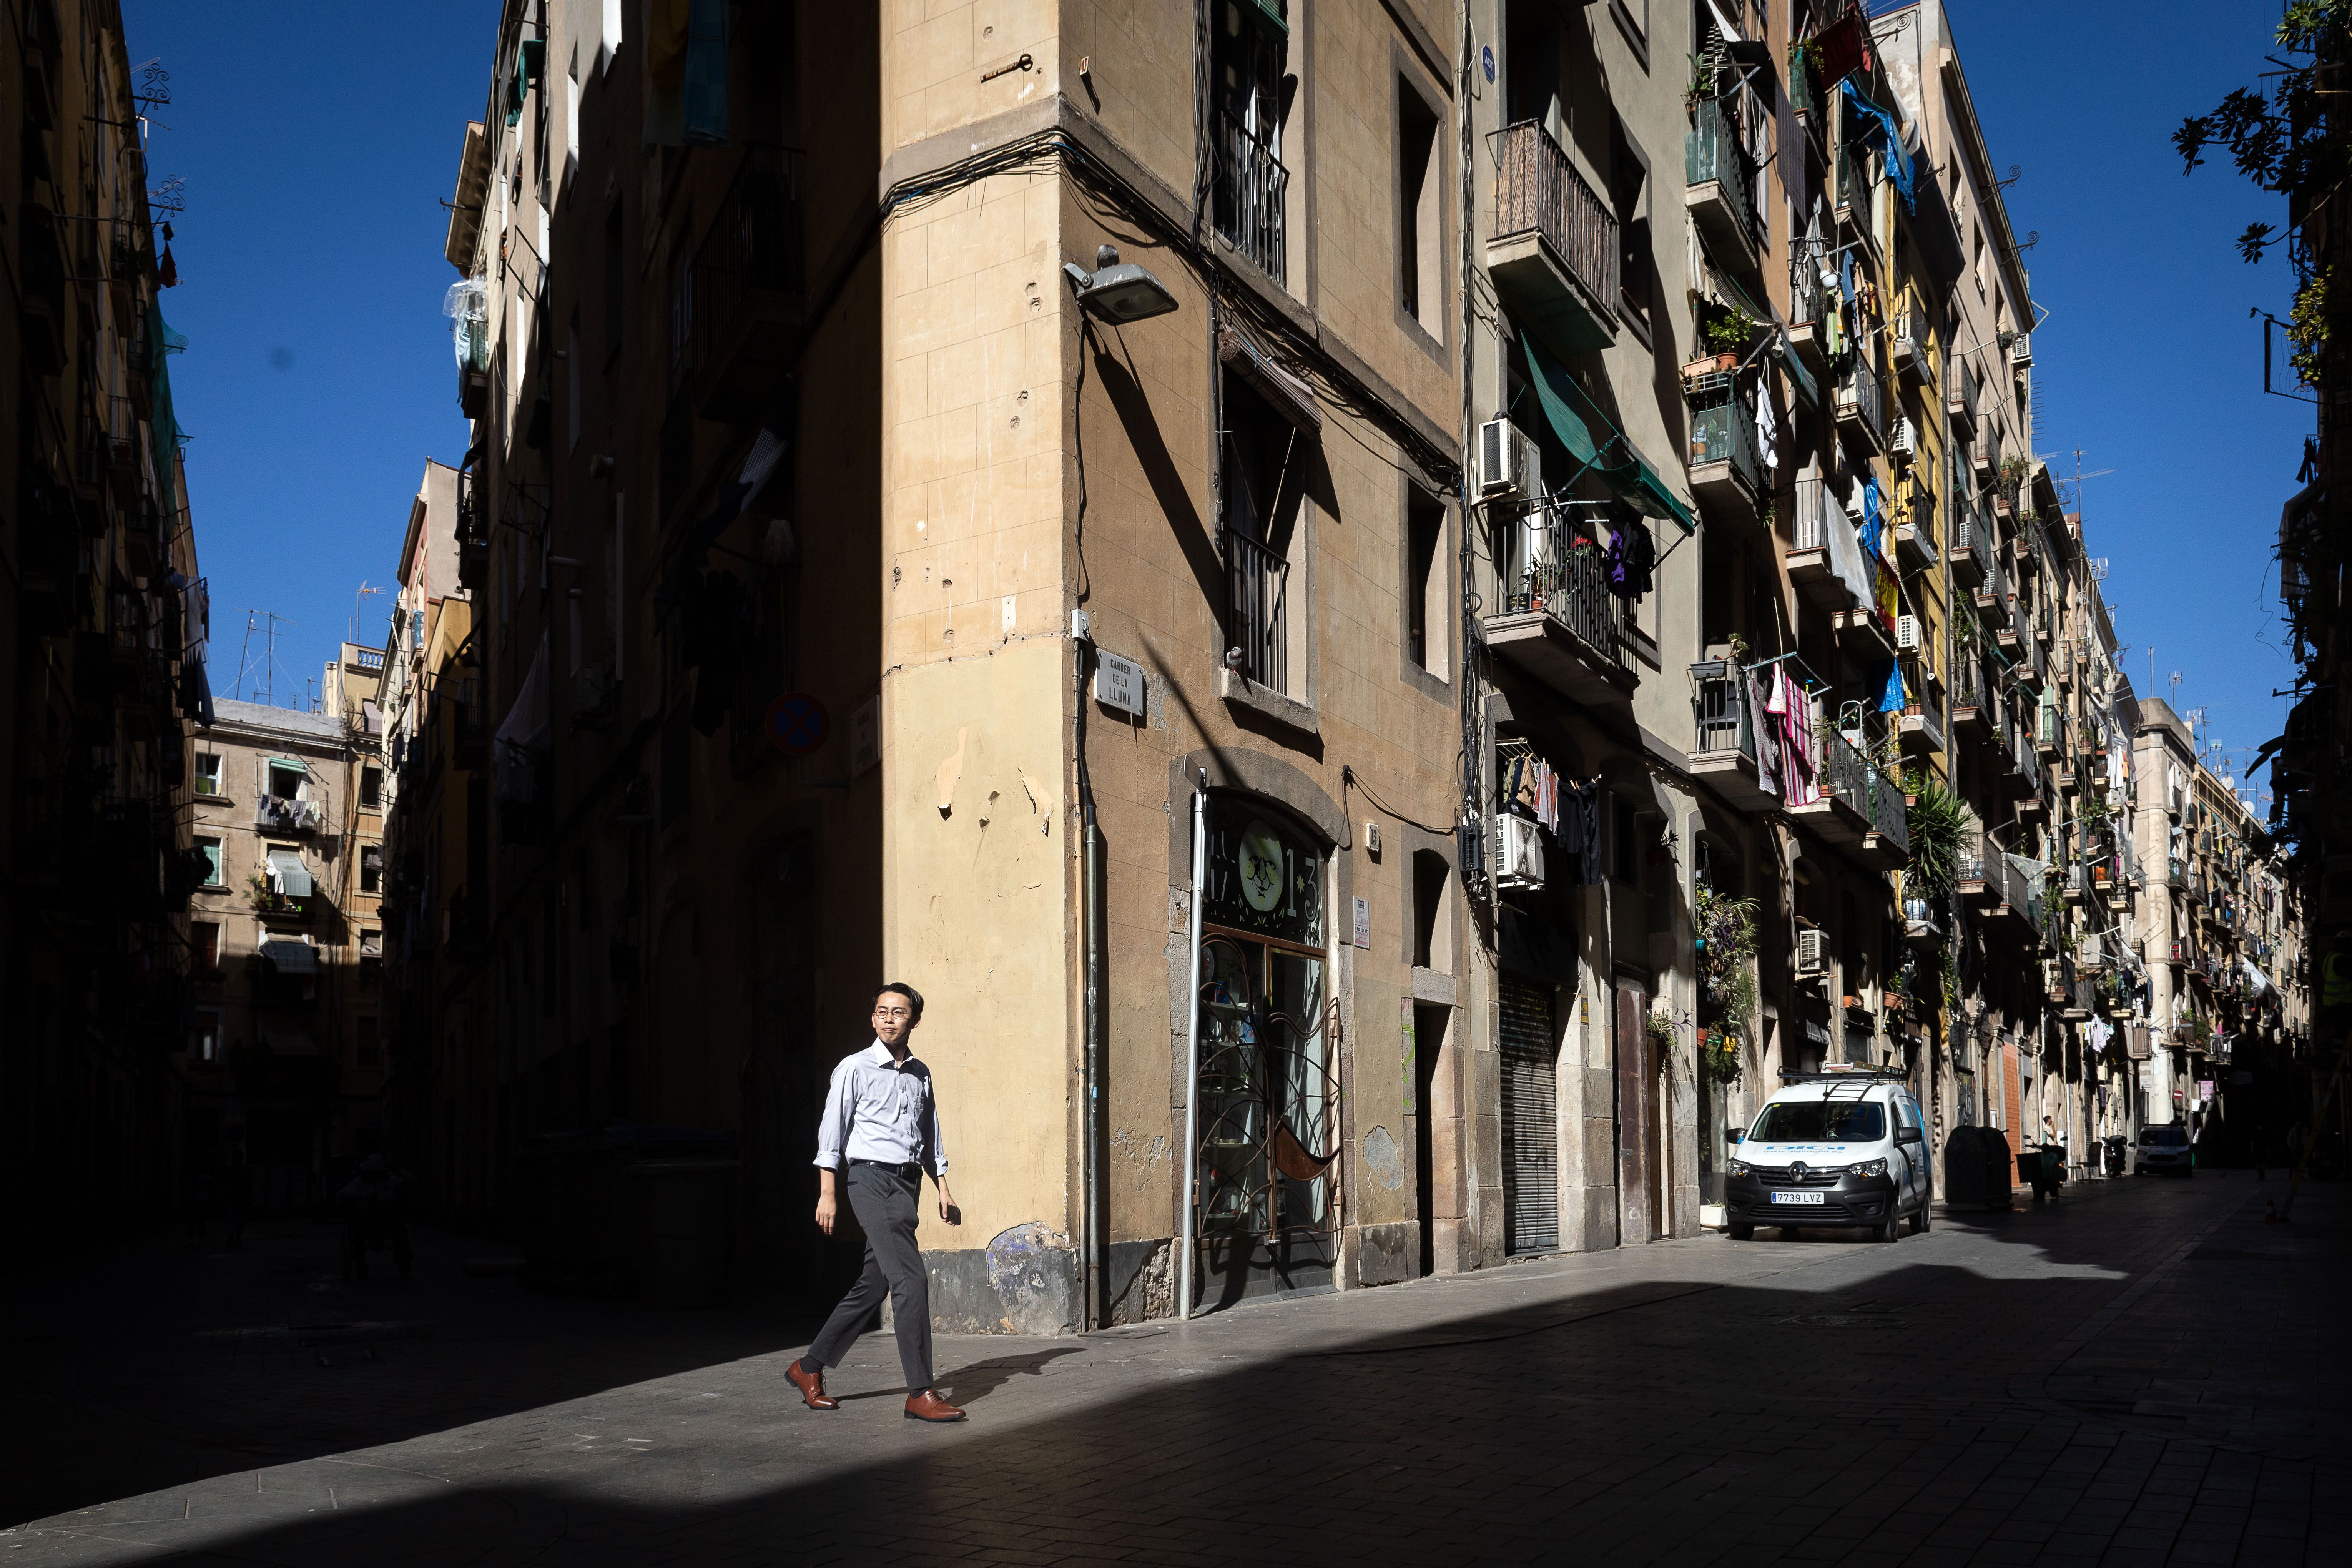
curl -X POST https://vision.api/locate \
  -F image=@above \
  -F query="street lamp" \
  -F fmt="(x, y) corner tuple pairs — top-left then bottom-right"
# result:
(1064, 245), (1180, 323)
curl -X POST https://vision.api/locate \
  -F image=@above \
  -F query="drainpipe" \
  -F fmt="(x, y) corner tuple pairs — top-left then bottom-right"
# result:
(1074, 616), (1104, 1330)
(1178, 773), (1207, 1319)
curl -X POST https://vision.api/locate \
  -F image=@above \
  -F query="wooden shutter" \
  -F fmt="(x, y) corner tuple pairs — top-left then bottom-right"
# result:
(1499, 977), (1559, 1255)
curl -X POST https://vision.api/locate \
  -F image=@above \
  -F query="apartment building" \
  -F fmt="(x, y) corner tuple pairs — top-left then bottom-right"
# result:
(375, 0), (2285, 1324)
(1, 0), (208, 1249)
(183, 694), (384, 1208)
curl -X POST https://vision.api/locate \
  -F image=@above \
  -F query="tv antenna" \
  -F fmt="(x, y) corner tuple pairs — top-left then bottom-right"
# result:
(228, 609), (300, 708)
(351, 581), (386, 643)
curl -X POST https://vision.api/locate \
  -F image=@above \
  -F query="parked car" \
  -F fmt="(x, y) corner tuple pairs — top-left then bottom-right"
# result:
(1724, 1069), (1934, 1242)
(2135, 1123), (2194, 1177)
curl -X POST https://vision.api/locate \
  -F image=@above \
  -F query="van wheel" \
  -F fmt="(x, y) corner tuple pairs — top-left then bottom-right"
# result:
(1876, 1212), (1901, 1243)
(1728, 1223), (1754, 1241)
(1912, 1205), (1931, 1235)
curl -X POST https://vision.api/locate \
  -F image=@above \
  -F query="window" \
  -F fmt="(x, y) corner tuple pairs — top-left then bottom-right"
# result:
(1404, 488), (1447, 679)
(266, 761), (304, 800)
(1411, 849), (1451, 969)
(194, 752), (222, 795)
(1209, 0), (1290, 283)
(600, 0), (623, 74)
(356, 1015), (381, 1067)
(1612, 117), (1652, 332)
(1611, 797), (1642, 888)
(196, 836), (223, 886)
(360, 843), (384, 893)
(192, 1009), (223, 1064)
(1397, 77), (1442, 336)
(359, 765), (382, 809)
(193, 921), (220, 972)
(564, 43), (581, 186)
(1221, 371), (1306, 695)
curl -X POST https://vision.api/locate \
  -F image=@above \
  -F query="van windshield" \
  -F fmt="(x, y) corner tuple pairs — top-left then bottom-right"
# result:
(1750, 1101), (1886, 1144)
(2142, 1126), (2189, 1147)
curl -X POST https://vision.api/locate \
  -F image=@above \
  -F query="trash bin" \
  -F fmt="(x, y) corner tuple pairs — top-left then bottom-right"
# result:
(1979, 1126), (2014, 1208)
(2015, 1146), (2043, 1189)
(1944, 1125), (1984, 1209)
(521, 1124), (738, 1304)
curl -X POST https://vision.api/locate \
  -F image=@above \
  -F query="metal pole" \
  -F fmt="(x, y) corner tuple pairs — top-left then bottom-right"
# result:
(1178, 773), (1207, 1320)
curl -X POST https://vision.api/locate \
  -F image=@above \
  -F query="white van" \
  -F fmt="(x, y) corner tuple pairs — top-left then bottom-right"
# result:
(1723, 1069), (1933, 1242)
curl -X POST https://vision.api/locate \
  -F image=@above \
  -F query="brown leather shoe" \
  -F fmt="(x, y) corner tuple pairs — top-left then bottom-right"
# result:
(904, 1388), (966, 1422)
(785, 1361), (838, 1410)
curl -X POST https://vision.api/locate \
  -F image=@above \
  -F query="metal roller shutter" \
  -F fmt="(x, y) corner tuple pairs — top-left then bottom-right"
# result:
(1499, 978), (1559, 1255)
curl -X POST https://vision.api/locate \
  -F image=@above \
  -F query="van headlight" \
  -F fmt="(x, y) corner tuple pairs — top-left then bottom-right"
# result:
(1847, 1158), (1888, 1178)
(1727, 1159), (1752, 1177)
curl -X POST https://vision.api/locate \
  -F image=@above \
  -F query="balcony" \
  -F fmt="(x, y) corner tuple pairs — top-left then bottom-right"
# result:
(1973, 554), (2012, 627)
(1215, 108), (1288, 286)
(1686, 95), (1764, 273)
(252, 890), (316, 926)
(1225, 528), (1290, 696)
(2002, 722), (2043, 800)
(1891, 307), (1934, 389)
(681, 148), (807, 423)
(1951, 656), (1993, 742)
(1899, 699), (1945, 757)
(1833, 360), (1888, 455)
(1484, 502), (1637, 714)
(1947, 505), (1990, 589)
(1687, 661), (1780, 813)
(1833, 145), (1880, 266)
(1957, 840), (2044, 944)
(1792, 727), (1908, 869)
(255, 796), (324, 835)
(1489, 121), (1619, 356)
(1786, 253), (1831, 377)
(1786, 476), (1858, 613)
(1894, 484), (1938, 573)
(1685, 374), (1763, 526)
(1946, 357), (1980, 439)
(2036, 705), (2063, 760)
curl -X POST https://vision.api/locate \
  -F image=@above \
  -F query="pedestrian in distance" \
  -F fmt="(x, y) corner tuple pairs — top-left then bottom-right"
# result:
(786, 982), (966, 1423)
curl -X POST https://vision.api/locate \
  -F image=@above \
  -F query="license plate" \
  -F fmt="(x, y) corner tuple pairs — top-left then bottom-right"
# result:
(1770, 1191), (1825, 1205)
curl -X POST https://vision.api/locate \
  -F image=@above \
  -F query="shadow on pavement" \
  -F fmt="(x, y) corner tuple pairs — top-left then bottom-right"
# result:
(9, 1177), (2345, 1566)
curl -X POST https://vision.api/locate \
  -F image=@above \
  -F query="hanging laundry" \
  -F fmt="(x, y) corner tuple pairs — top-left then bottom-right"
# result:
(1558, 781), (1604, 886)
(1822, 305), (1845, 360)
(1878, 661), (1905, 714)
(1752, 671), (1784, 799)
(1754, 391), (1779, 474)
(158, 244), (179, 288)
(1606, 521), (1656, 599)
(1780, 676), (1820, 807)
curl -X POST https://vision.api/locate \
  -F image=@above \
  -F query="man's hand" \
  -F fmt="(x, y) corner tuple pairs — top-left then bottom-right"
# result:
(936, 1178), (961, 1226)
(815, 1169), (838, 1235)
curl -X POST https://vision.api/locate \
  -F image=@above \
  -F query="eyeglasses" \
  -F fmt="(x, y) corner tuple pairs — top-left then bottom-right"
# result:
(873, 1006), (913, 1021)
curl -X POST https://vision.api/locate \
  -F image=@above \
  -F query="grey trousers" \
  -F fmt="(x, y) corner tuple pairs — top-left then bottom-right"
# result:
(809, 1162), (933, 1392)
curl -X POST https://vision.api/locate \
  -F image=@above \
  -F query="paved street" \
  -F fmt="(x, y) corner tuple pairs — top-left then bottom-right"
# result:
(2, 1171), (2342, 1566)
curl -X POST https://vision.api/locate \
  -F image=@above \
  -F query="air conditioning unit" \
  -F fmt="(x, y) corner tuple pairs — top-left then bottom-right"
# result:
(1795, 927), (1830, 979)
(1490, 814), (1546, 891)
(1890, 417), (1916, 458)
(1894, 615), (1922, 654)
(1478, 418), (1541, 502)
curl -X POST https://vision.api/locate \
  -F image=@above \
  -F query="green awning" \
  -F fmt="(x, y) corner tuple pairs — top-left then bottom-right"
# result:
(1518, 331), (1695, 533)
(1780, 338), (1819, 409)
(1239, 0), (1289, 36)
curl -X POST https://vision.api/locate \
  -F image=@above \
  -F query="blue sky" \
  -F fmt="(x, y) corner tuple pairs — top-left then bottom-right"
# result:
(128, 1), (2307, 795)
(1945, 0), (2308, 805)
(121, 1), (486, 710)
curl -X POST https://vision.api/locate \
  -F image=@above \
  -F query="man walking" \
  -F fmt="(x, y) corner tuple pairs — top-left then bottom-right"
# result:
(786, 983), (966, 1423)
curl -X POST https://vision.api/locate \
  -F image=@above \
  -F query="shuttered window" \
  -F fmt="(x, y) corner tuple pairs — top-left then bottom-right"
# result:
(1499, 978), (1560, 1255)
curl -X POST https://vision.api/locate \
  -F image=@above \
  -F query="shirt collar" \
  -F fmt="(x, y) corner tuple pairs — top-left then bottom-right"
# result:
(864, 1039), (917, 1070)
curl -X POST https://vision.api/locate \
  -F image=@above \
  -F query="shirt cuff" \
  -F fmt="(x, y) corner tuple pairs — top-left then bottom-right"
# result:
(812, 1154), (843, 1170)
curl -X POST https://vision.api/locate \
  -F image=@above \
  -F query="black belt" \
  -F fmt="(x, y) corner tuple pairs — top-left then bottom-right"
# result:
(850, 1158), (921, 1178)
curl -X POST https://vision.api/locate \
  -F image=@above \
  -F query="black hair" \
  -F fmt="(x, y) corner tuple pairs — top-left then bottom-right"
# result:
(875, 982), (925, 1022)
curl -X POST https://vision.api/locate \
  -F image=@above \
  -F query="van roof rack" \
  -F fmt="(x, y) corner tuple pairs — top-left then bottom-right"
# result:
(1777, 1066), (1908, 1084)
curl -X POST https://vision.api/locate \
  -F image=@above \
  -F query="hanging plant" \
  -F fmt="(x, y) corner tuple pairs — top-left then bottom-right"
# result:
(1694, 885), (1760, 1053)
(1645, 1008), (1679, 1054)
(1701, 1028), (1744, 1085)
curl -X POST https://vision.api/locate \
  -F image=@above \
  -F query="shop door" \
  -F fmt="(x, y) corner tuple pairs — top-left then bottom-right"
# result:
(1498, 978), (1558, 1255)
